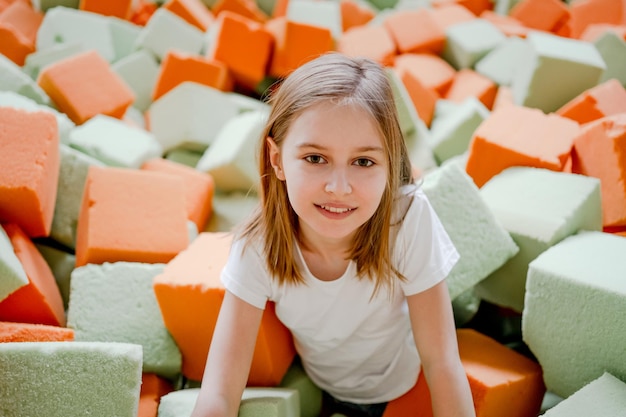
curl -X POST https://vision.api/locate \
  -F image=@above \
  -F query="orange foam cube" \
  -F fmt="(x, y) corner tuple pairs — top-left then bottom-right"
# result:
(556, 78), (626, 125)
(211, 0), (268, 23)
(79, 0), (133, 19)
(572, 113), (626, 227)
(570, 0), (624, 39)
(37, 50), (135, 125)
(162, 0), (215, 31)
(509, 0), (570, 33)
(152, 50), (234, 100)
(265, 17), (333, 78)
(395, 67), (439, 128)
(138, 373), (174, 417)
(429, 3), (475, 30)
(0, 1), (43, 66)
(75, 166), (189, 267)
(465, 105), (579, 187)
(394, 53), (456, 96)
(206, 11), (274, 91)
(141, 158), (215, 233)
(480, 10), (529, 38)
(340, 0), (375, 32)
(0, 223), (66, 327)
(153, 232), (296, 385)
(337, 24), (397, 67)
(0, 108), (59, 238)
(445, 69), (497, 110)
(0, 321), (74, 342)
(384, 329), (545, 417)
(383, 9), (446, 55)
(431, 0), (493, 16)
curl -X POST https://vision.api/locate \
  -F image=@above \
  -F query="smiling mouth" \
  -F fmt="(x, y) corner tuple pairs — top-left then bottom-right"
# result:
(318, 205), (355, 214)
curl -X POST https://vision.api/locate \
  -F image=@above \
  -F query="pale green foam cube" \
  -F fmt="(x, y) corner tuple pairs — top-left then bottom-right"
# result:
(475, 36), (529, 86)
(422, 163), (519, 300)
(112, 50), (160, 112)
(31, 0), (79, 12)
(68, 114), (163, 168)
(0, 224), (28, 303)
(50, 144), (105, 249)
(0, 341), (142, 417)
(428, 97), (490, 165)
(67, 262), (182, 379)
(35, 243), (75, 310)
(511, 31), (606, 113)
(279, 358), (322, 417)
(196, 110), (266, 193)
(522, 232), (626, 398)
(228, 91), (272, 114)
(477, 167), (602, 312)
(541, 373), (626, 416)
(0, 54), (50, 106)
(165, 147), (204, 168)
(108, 16), (142, 63)
(594, 31), (626, 87)
(442, 18), (507, 70)
(134, 8), (204, 61)
(148, 82), (239, 153)
(205, 191), (260, 232)
(286, 0), (342, 40)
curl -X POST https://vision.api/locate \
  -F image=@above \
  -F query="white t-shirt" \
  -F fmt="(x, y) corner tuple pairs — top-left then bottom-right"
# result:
(221, 185), (459, 403)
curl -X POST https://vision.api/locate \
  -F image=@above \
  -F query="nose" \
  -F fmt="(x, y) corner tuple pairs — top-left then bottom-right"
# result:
(325, 167), (352, 195)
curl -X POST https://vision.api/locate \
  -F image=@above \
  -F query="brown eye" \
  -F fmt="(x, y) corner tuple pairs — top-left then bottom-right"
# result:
(354, 158), (374, 167)
(305, 155), (326, 164)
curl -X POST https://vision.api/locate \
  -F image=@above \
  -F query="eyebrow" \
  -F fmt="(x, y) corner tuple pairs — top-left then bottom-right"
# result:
(297, 143), (385, 153)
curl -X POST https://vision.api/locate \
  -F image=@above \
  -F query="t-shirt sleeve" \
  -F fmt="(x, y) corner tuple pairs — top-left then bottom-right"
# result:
(220, 237), (272, 310)
(396, 188), (459, 296)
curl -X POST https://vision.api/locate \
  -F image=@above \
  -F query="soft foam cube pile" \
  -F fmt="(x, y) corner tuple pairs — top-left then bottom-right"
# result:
(522, 231), (626, 398)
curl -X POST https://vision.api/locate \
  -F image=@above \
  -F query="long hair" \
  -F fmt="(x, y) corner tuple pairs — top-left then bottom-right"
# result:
(240, 52), (413, 294)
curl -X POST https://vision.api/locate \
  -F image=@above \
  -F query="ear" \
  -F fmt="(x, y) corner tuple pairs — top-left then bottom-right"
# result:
(267, 137), (285, 181)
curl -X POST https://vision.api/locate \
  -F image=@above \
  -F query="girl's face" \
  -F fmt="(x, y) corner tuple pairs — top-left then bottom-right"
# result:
(269, 101), (388, 248)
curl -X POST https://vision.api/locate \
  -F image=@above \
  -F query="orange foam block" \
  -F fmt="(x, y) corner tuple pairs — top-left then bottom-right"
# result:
(383, 8), (446, 55)
(211, 0), (268, 23)
(153, 232), (296, 385)
(0, 108), (59, 238)
(75, 166), (189, 267)
(0, 223), (65, 326)
(445, 69), (497, 110)
(206, 11), (274, 91)
(431, 0), (493, 16)
(394, 53), (456, 96)
(0, 321), (74, 342)
(265, 17), (333, 78)
(384, 329), (545, 417)
(580, 23), (626, 42)
(141, 158), (215, 232)
(569, 0), (624, 39)
(394, 66), (439, 128)
(37, 50), (135, 125)
(340, 0), (375, 32)
(572, 113), (626, 227)
(80, 0), (132, 19)
(162, 0), (215, 31)
(152, 50), (234, 100)
(130, 0), (158, 26)
(337, 24), (396, 67)
(465, 105), (579, 187)
(556, 78), (626, 124)
(138, 373), (174, 417)
(0, 1), (43, 66)
(509, 0), (571, 33)
(429, 3), (475, 30)
(480, 10), (529, 38)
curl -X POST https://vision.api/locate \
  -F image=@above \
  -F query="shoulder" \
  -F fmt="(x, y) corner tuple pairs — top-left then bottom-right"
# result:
(391, 183), (431, 228)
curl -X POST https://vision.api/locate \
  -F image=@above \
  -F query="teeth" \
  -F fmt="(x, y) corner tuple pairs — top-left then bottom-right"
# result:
(321, 205), (352, 213)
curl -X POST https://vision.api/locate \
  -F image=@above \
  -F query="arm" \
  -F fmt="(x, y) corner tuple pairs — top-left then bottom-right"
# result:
(406, 280), (476, 417)
(190, 290), (264, 417)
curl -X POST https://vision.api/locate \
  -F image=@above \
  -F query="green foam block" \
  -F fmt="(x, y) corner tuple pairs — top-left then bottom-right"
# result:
(0, 341), (142, 417)
(67, 262), (182, 379)
(522, 232), (626, 398)
(0, 224), (28, 302)
(279, 358), (322, 417)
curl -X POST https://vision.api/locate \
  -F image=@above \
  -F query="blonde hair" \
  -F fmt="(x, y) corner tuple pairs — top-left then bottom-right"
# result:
(240, 52), (413, 294)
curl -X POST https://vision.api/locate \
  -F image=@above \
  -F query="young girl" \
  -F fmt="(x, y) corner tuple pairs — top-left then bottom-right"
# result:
(191, 53), (475, 417)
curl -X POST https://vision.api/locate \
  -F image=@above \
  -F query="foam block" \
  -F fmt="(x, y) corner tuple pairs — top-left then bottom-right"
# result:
(35, 243), (75, 309)
(422, 163), (519, 300)
(475, 36), (528, 86)
(80, 0), (133, 19)
(444, 68), (497, 110)
(337, 24), (396, 67)
(428, 97), (490, 164)
(139, 373), (175, 417)
(465, 105), (579, 188)
(339, 0), (375, 32)
(0, 53), (50, 106)
(442, 18), (507, 70)
(279, 359), (322, 417)
(568, 0), (624, 39)
(511, 31), (606, 113)
(141, 157), (215, 232)
(285, 0), (342, 40)
(394, 52), (456, 97)
(134, 8), (204, 61)
(22, 41), (84, 84)
(204, 191), (260, 232)
(0, 107), (59, 238)
(556, 78), (626, 124)
(153, 50), (233, 101)
(572, 113), (626, 228)
(430, 3), (475, 30)
(37, 50), (135, 125)
(265, 17), (333, 78)
(50, 145), (105, 249)
(432, 0), (492, 16)
(477, 167), (602, 312)
(67, 262), (182, 379)
(522, 231), (626, 397)
(395, 65), (439, 128)
(147, 81), (239, 153)
(0, 1), (43, 66)
(212, 0), (269, 24)
(162, 0), (214, 31)
(153, 232), (295, 384)
(383, 329), (545, 417)
(68, 114), (163, 168)
(509, 0), (570, 33)
(593, 31), (626, 86)
(479, 10), (528, 38)
(112, 49), (161, 112)
(75, 166), (189, 267)
(0, 321), (74, 342)
(0, 224), (28, 302)
(383, 8), (446, 55)
(0, 341), (143, 417)
(541, 373), (626, 417)
(107, 15), (142, 62)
